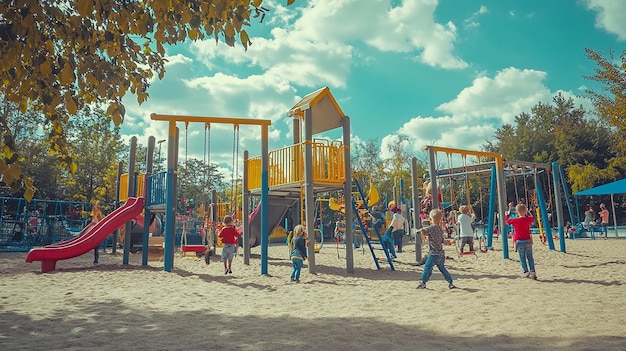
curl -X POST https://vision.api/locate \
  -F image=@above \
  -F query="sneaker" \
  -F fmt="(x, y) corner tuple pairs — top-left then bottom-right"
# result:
(448, 283), (456, 289)
(416, 281), (426, 289)
(295, 279), (300, 283)
(224, 268), (228, 275)
(228, 268), (232, 274)
(529, 271), (537, 280)
(523, 271), (530, 278)
(290, 277), (296, 282)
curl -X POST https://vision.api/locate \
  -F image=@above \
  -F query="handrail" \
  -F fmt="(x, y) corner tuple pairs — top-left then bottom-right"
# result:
(246, 140), (346, 191)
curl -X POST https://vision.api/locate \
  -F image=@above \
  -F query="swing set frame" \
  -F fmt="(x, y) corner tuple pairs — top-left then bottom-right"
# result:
(150, 113), (272, 273)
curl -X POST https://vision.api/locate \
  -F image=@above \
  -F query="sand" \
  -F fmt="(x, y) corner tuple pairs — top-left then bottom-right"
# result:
(1, 238), (625, 351)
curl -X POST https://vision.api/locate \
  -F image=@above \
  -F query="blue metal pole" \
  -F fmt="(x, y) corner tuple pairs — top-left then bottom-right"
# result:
(486, 166), (497, 249)
(260, 125), (269, 275)
(551, 162), (566, 253)
(164, 170), (175, 272)
(163, 123), (178, 272)
(557, 163), (577, 225)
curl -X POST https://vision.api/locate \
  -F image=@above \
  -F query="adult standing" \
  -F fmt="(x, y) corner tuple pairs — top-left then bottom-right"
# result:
(598, 203), (610, 238)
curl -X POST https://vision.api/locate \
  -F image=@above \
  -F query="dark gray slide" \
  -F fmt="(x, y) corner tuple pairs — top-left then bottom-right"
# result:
(248, 198), (296, 247)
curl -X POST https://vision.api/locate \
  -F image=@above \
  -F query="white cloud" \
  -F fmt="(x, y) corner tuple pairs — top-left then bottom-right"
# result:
(164, 53), (193, 67)
(380, 115), (496, 160)
(464, 5), (489, 29)
(584, 0), (626, 40)
(191, 0), (467, 82)
(377, 67), (595, 163)
(364, 0), (468, 69)
(436, 67), (552, 124)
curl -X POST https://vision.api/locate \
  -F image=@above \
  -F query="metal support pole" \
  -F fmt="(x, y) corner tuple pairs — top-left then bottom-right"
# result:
(343, 116), (354, 274)
(551, 162), (566, 253)
(260, 125), (269, 275)
(242, 150), (250, 265)
(304, 109), (316, 273)
(123, 136), (137, 265)
(411, 157), (422, 264)
(142, 136), (155, 266)
(163, 124), (178, 272)
(427, 147), (439, 210)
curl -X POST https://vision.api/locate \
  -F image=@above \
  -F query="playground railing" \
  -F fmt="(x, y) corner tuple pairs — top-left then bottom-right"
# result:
(246, 140), (346, 191)
(0, 198), (115, 252)
(147, 171), (167, 210)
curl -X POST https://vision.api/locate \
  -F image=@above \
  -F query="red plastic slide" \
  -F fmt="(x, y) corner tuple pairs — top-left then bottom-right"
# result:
(26, 197), (145, 273)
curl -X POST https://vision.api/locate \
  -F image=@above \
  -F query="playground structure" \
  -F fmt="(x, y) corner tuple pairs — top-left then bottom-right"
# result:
(423, 146), (571, 259)
(23, 87), (363, 274)
(244, 87), (398, 273)
(149, 87), (393, 274)
(0, 198), (115, 252)
(25, 87), (584, 272)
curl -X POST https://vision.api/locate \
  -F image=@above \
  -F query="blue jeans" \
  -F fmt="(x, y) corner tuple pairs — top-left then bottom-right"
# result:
(421, 254), (453, 284)
(291, 258), (303, 280)
(392, 229), (405, 252)
(382, 234), (396, 258)
(516, 240), (535, 272)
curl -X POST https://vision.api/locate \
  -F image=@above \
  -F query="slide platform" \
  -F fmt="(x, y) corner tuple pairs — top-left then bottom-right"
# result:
(26, 197), (145, 272)
(247, 198), (296, 247)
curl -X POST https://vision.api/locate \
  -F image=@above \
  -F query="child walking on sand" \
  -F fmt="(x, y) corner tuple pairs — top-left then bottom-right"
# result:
(218, 216), (240, 275)
(457, 205), (474, 253)
(505, 204), (537, 279)
(416, 209), (456, 289)
(290, 224), (309, 282)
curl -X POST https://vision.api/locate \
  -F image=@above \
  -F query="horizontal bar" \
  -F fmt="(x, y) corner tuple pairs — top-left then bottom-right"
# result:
(151, 113), (271, 126)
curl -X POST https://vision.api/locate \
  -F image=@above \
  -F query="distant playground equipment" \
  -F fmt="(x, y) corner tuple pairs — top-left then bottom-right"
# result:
(328, 172), (379, 212)
(326, 172), (395, 270)
(26, 195), (146, 272)
(0, 198), (115, 252)
(423, 146), (570, 259)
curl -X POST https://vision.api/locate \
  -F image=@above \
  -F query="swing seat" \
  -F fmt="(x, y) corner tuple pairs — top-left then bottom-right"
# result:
(181, 244), (207, 253)
(459, 251), (476, 256)
(457, 250), (478, 259)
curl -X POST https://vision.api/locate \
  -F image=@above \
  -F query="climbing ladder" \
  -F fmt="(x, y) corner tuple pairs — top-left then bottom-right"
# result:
(352, 176), (395, 271)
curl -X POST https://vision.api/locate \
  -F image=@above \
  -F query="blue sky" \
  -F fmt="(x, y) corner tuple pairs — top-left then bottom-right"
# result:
(120, 0), (626, 178)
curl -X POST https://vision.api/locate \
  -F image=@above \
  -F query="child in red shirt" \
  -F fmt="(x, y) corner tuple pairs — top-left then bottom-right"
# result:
(218, 216), (240, 274)
(505, 204), (537, 280)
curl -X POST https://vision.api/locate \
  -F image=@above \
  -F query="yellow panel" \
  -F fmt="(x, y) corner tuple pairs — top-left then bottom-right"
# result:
(136, 173), (145, 197)
(119, 173), (129, 201)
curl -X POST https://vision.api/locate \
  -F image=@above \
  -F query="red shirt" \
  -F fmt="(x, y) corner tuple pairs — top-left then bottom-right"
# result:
(505, 214), (534, 241)
(219, 226), (240, 245)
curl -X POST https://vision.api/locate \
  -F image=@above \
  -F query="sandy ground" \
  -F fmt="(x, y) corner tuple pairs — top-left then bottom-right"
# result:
(1, 237), (625, 351)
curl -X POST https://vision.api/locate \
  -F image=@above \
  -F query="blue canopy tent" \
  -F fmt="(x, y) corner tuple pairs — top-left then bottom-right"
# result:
(573, 178), (626, 238)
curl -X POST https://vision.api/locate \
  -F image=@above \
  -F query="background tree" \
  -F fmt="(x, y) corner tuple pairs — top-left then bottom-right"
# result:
(177, 158), (226, 215)
(0, 95), (43, 198)
(484, 93), (614, 192)
(351, 138), (386, 196)
(585, 48), (626, 180)
(62, 108), (124, 203)
(383, 134), (427, 205)
(0, 0), (288, 198)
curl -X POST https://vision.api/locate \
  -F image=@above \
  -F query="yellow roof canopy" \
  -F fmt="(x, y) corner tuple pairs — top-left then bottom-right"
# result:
(288, 86), (345, 134)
